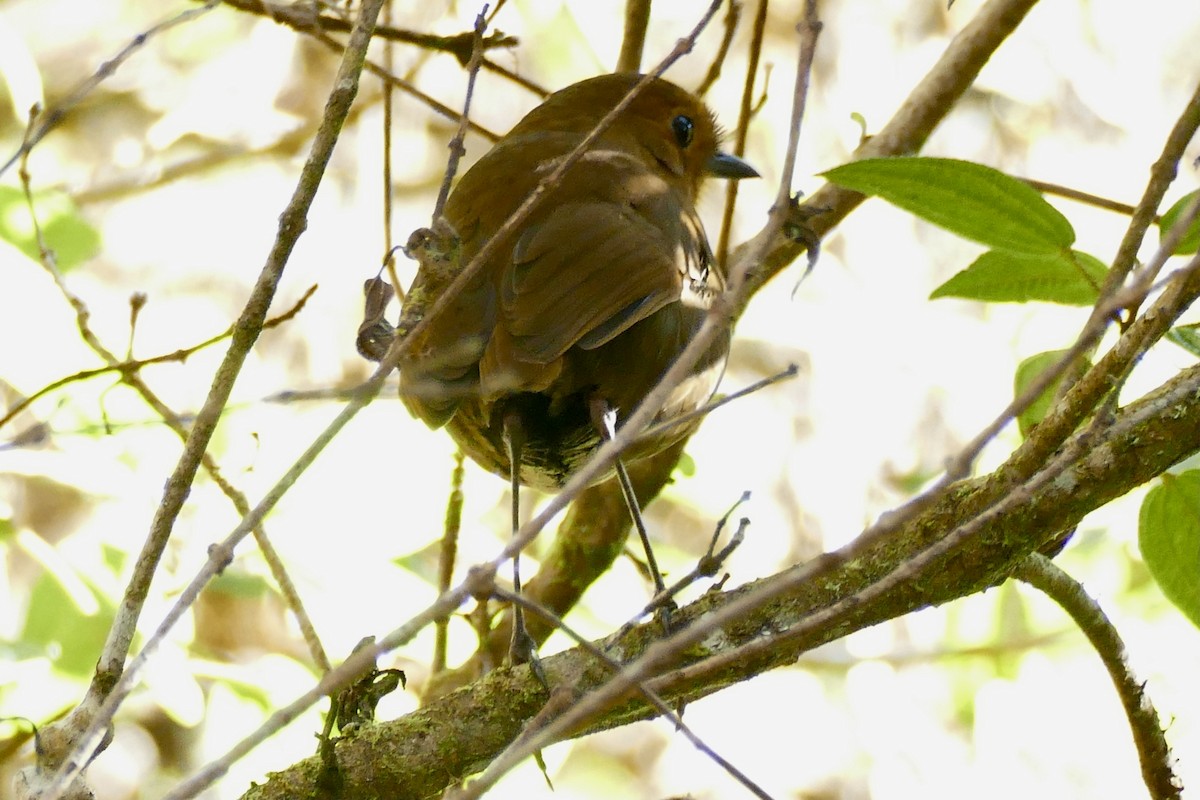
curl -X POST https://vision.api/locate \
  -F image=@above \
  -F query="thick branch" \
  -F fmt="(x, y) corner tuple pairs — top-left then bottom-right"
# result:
(243, 357), (1200, 800)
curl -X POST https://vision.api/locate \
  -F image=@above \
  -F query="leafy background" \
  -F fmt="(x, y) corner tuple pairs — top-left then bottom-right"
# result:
(2, 0), (1199, 797)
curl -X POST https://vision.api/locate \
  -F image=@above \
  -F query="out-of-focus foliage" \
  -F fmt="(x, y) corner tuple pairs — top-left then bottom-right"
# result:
(1, 0), (1199, 798)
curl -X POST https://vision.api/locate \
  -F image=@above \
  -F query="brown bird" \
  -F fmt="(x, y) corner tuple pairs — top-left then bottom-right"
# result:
(397, 73), (757, 665)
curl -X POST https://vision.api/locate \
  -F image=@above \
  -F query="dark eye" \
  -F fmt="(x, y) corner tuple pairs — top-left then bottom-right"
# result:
(671, 115), (694, 147)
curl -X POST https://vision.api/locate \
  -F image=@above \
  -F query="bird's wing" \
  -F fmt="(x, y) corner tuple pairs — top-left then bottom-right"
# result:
(500, 200), (684, 364)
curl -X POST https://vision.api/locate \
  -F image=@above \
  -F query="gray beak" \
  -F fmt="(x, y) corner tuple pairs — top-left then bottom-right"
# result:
(707, 151), (760, 179)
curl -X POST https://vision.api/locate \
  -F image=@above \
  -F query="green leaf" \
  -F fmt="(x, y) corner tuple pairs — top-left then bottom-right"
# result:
(931, 249), (1107, 305)
(1158, 190), (1200, 255)
(1012, 350), (1090, 438)
(822, 157), (1075, 254)
(0, 185), (100, 270)
(1139, 471), (1200, 630)
(675, 452), (696, 478)
(21, 571), (116, 677)
(1167, 326), (1200, 358)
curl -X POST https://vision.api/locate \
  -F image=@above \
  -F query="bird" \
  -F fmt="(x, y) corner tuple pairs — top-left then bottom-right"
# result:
(396, 72), (757, 668)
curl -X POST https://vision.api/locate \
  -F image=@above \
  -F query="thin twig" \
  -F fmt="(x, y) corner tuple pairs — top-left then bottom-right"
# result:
(432, 451), (466, 675)
(657, 250), (1200, 699)
(432, 8), (489, 219)
(483, 588), (778, 800)
(155, 5), (729, 794)
(380, 0), (400, 296)
(29, 3), (388, 797)
(1023, 178), (1146, 219)
(716, 0), (768, 269)
(0, 1), (222, 180)
(0, 287), (318, 432)
(216, 0), (517, 63)
(696, 0), (742, 96)
(639, 363), (799, 441)
(608, 502), (749, 644)
(1013, 554), (1181, 800)
(308, 29), (501, 142)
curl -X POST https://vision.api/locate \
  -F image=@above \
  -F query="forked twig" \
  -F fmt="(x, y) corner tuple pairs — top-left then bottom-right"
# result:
(0, 1), (222, 180)
(26, 2), (389, 797)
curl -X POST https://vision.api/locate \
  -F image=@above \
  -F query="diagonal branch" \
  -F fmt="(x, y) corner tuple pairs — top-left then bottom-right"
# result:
(241, 356), (1200, 800)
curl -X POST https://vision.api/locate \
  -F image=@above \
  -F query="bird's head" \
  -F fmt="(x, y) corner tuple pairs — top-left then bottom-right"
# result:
(507, 73), (758, 200)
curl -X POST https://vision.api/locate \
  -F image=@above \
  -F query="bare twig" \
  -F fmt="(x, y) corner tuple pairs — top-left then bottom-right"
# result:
(25, 3), (388, 797)
(0, 1), (222, 180)
(155, 8), (732, 793)
(480, 588), (778, 800)
(716, 0), (769, 268)
(608, 498), (749, 645)
(1023, 178), (1146, 219)
(432, 8), (489, 218)
(432, 451), (466, 675)
(215, 0), (517, 63)
(308, 28), (501, 142)
(1014, 554), (1181, 800)
(0, 287), (318, 432)
(381, 0), (399, 294)
(639, 363), (799, 441)
(696, 0), (743, 96)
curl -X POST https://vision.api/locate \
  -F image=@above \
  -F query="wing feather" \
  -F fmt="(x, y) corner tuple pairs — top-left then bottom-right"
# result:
(501, 200), (682, 364)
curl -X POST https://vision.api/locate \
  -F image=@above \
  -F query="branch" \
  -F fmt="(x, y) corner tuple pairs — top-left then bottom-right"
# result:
(18, 1), (388, 797)
(1014, 555), (1182, 800)
(732, 0), (1042, 307)
(243, 359), (1200, 799)
(214, 0), (519, 64)
(616, 0), (652, 72)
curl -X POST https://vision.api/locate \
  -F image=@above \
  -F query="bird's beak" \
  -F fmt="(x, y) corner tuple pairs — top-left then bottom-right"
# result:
(706, 151), (759, 179)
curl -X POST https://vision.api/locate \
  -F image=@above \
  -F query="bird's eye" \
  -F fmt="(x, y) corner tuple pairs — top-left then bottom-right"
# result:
(671, 115), (694, 147)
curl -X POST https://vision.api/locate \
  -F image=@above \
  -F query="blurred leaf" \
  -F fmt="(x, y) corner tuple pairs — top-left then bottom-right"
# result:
(21, 570), (116, 678)
(822, 157), (1075, 253)
(1167, 326), (1200, 358)
(1139, 471), (1200, 631)
(849, 112), (868, 142)
(1158, 190), (1200, 255)
(0, 185), (100, 270)
(1013, 350), (1090, 438)
(102, 542), (128, 574)
(931, 249), (1107, 305)
(145, 648), (207, 727)
(205, 672), (272, 710)
(210, 569), (273, 598)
